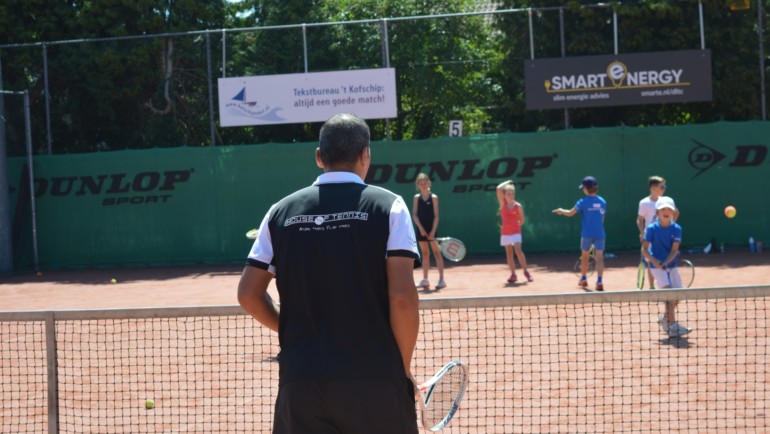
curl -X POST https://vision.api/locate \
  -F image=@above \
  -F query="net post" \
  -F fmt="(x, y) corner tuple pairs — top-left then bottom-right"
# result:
(45, 312), (59, 434)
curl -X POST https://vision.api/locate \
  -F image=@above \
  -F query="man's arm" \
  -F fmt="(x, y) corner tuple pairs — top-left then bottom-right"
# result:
(387, 256), (420, 376)
(237, 266), (279, 332)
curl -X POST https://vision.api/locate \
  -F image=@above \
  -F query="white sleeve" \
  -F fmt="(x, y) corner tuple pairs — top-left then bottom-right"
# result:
(387, 195), (420, 258)
(247, 203), (277, 275)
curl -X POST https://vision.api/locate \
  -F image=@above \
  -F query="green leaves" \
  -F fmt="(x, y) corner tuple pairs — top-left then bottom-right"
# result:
(0, 0), (766, 154)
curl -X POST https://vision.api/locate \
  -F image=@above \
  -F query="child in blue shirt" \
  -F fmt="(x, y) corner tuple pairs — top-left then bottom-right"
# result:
(553, 176), (607, 291)
(641, 198), (691, 338)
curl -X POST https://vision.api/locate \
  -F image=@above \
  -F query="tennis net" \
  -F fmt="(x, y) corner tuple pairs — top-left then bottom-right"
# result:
(2, 286), (769, 433)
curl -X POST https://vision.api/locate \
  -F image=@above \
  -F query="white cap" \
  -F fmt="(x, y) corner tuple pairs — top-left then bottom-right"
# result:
(656, 197), (676, 211)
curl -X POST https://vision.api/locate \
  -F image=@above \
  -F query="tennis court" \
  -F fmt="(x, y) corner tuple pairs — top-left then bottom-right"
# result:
(1, 251), (769, 432)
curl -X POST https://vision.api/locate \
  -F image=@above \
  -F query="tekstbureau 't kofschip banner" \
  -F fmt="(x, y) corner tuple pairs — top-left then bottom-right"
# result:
(525, 49), (712, 110)
(218, 68), (397, 126)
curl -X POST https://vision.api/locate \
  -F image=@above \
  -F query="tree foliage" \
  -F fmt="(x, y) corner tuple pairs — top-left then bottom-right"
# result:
(0, 0), (767, 154)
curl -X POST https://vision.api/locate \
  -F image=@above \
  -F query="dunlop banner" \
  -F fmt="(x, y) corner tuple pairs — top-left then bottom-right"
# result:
(525, 50), (713, 110)
(6, 122), (769, 269)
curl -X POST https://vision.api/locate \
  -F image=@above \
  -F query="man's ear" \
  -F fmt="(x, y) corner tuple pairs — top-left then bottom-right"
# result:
(359, 146), (371, 165)
(315, 148), (325, 169)
(357, 146), (372, 180)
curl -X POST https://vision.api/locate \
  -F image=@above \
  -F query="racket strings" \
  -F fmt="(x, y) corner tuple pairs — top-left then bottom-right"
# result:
(423, 366), (465, 428)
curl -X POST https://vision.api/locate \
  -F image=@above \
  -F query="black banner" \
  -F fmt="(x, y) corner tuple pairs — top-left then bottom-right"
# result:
(525, 49), (712, 110)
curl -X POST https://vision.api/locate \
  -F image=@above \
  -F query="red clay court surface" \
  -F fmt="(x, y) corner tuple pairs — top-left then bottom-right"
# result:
(1, 251), (769, 433)
(0, 250), (767, 310)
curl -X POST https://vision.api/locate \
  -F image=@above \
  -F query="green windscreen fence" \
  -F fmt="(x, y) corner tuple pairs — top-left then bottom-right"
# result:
(6, 121), (769, 269)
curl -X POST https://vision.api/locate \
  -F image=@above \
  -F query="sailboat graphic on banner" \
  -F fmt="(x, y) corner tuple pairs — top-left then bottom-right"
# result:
(225, 84), (285, 122)
(232, 87), (258, 107)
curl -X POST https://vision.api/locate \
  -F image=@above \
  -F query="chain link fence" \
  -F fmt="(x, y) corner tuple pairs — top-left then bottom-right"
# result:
(0, 3), (766, 156)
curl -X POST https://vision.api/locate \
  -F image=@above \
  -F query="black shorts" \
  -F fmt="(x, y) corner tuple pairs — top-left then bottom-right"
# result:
(273, 378), (418, 434)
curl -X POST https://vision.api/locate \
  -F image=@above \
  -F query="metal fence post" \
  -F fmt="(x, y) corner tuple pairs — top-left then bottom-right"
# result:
(698, 1), (706, 50)
(23, 90), (39, 272)
(613, 10), (619, 55)
(380, 18), (391, 140)
(528, 9), (535, 60)
(559, 8), (569, 129)
(302, 24), (309, 73)
(206, 32), (216, 146)
(758, 0), (766, 120)
(42, 43), (52, 154)
(222, 29), (227, 78)
(0, 51), (12, 274)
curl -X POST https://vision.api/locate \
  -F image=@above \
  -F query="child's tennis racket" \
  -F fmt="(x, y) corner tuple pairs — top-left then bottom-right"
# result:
(433, 237), (467, 262)
(415, 360), (468, 432)
(637, 256), (647, 290)
(245, 228), (259, 239)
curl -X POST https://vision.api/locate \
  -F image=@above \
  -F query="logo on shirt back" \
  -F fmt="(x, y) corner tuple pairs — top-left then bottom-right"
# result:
(285, 211), (369, 226)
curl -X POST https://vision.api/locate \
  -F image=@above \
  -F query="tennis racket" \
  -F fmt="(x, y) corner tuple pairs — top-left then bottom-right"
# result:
(679, 258), (695, 288)
(245, 228), (259, 239)
(415, 360), (468, 432)
(433, 237), (467, 262)
(637, 256), (646, 290)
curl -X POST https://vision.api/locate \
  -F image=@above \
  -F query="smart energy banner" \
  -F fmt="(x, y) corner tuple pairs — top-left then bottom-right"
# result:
(525, 50), (712, 110)
(218, 68), (397, 126)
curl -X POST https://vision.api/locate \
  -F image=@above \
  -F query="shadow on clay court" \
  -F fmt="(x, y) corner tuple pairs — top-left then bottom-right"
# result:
(660, 337), (691, 349)
(456, 250), (768, 273)
(1, 251), (765, 287)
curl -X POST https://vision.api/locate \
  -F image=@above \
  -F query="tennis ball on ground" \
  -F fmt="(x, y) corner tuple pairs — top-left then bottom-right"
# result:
(724, 205), (737, 219)
(145, 399), (155, 409)
(110, 278), (117, 284)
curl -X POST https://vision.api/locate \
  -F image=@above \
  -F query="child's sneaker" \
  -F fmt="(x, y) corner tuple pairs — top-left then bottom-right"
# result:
(657, 314), (669, 334)
(507, 273), (518, 283)
(595, 282), (604, 291)
(668, 322), (692, 338)
(578, 279), (588, 288)
(524, 271), (534, 282)
(435, 280), (447, 290)
(417, 279), (430, 289)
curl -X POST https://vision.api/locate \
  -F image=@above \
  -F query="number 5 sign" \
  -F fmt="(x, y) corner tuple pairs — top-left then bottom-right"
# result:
(449, 120), (463, 137)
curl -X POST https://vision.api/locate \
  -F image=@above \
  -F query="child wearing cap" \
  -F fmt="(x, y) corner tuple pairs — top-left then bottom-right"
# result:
(641, 197), (692, 338)
(636, 176), (679, 289)
(552, 176), (607, 291)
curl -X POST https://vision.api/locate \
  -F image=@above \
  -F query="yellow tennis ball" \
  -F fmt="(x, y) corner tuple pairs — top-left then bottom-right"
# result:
(724, 205), (736, 219)
(36, 271), (43, 277)
(145, 399), (155, 409)
(111, 278), (117, 284)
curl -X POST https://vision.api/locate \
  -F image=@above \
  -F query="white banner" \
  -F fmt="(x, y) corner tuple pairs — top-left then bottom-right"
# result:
(218, 68), (397, 127)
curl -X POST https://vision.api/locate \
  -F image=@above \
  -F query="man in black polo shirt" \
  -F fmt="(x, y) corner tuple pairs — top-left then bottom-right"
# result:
(238, 113), (421, 433)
